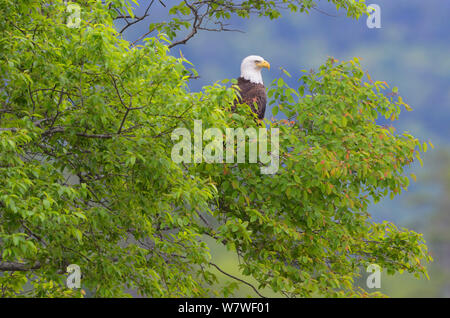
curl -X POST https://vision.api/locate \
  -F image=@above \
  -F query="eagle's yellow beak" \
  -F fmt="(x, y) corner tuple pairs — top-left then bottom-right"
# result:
(256, 60), (270, 70)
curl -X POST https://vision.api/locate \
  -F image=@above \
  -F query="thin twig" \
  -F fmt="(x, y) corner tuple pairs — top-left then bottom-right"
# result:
(209, 262), (266, 298)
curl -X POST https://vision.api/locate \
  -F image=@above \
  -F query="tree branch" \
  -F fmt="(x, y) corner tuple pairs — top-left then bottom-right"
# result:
(209, 262), (266, 298)
(118, 0), (155, 34)
(0, 261), (41, 272)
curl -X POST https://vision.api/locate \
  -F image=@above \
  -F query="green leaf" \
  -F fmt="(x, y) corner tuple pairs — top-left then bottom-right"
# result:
(272, 105), (279, 116)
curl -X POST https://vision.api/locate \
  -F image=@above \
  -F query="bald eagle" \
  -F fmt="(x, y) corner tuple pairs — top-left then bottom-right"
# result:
(233, 55), (270, 120)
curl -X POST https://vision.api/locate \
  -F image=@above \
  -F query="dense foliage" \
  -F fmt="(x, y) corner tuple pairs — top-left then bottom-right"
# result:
(0, 0), (432, 297)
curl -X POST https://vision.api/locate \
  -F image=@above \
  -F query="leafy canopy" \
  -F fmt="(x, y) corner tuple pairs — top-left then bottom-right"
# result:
(0, 0), (432, 297)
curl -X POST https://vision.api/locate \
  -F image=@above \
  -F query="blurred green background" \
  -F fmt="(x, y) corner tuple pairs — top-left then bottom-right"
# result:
(121, 0), (450, 297)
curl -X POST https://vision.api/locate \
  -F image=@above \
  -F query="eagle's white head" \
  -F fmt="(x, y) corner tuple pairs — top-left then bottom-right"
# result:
(240, 55), (270, 85)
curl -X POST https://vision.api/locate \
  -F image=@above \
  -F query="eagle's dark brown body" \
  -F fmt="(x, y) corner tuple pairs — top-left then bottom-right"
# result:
(233, 77), (267, 120)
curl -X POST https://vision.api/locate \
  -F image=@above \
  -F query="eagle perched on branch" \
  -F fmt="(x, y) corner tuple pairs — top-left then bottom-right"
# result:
(233, 55), (270, 120)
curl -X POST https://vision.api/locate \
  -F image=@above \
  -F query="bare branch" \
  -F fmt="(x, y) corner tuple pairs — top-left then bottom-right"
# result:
(168, 0), (204, 49)
(130, 26), (157, 47)
(118, 0), (155, 34)
(0, 127), (21, 132)
(209, 262), (266, 298)
(0, 261), (41, 272)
